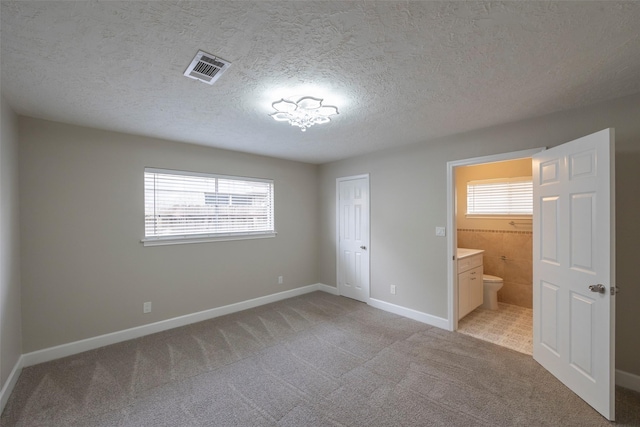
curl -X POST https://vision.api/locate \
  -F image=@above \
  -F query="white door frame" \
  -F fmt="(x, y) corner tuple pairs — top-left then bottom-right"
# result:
(336, 174), (370, 302)
(446, 148), (545, 331)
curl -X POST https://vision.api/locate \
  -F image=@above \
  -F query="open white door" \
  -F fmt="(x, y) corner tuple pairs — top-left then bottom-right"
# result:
(533, 129), (615, 420)
(337, 175), (370, 302)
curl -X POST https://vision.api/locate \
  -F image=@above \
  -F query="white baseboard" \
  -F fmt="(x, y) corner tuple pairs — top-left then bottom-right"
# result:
(368, 298), (449, 330)
(317, 283), (339, 295)
(0, 355), (24, 414)
(10, 283), (637, 410)
(616, 369), (640, 392)
(366, 298), (640, 393)
(22, 283), (331, 368)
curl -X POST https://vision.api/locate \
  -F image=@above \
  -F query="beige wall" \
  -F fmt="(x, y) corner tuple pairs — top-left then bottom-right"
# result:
(455, 159), (532, 231)
(458, 230), (533, 308)
(19, 118), (319, 352)
(0, 95), (22, 388)
(319, 92), (640, 377)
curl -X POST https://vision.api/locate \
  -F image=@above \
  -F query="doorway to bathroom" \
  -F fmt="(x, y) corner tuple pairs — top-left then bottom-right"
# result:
(454, 156), (535, 354)
(447, 130), (616, 420)
(446, 148), (543, 353)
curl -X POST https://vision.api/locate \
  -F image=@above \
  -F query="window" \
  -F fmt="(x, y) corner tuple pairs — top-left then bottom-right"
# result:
(143, 168), (275, 245)
(466, 177), (533, 216)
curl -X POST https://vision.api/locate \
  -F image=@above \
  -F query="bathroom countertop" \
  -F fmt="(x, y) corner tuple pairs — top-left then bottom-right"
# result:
(457, 248), (485, 259)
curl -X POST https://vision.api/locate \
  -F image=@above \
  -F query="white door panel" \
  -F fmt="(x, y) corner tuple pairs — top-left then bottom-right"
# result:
(533, 129), (615, 420)
(540, 281), (560, 355)
(337, 176), (370, 302)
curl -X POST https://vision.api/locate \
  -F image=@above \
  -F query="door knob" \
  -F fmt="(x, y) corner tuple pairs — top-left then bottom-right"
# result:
(588, 284), (606, 294)
(360, 245), (367, 250)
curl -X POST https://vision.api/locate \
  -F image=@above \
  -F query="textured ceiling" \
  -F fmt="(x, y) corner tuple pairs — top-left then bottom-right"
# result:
(2, 1), (640, 164)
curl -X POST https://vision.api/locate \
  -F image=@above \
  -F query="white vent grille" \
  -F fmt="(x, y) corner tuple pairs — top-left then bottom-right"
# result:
(184, 50), (231, 85)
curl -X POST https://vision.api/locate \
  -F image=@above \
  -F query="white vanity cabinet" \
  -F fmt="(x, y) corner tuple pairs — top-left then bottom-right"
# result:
(457, 248), (484, 320)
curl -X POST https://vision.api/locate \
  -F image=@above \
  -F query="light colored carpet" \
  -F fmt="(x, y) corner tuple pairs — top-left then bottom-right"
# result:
(2, 292), (639, 426)
(457, 302), (533, 355)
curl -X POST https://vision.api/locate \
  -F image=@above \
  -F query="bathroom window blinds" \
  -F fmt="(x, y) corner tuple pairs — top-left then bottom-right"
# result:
(144, 168), (275, 243)
(466, 177), (533, 216)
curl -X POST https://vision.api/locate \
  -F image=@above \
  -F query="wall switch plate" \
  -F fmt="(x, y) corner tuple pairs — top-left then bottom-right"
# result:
(143, 302), (152, 313)
(435, 226), (446, 237)
(390, 285), (396, 295)
(278, 275), (283, 285)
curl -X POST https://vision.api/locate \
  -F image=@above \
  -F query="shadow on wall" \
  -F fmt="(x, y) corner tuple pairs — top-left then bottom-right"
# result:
(458, 229), (533, 308)
(614, 150), (640, 374)
(615, 150), (640, 294)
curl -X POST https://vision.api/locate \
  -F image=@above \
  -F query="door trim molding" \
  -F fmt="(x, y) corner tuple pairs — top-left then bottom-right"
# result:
(446, 148), (545, 331)
(336, 174), (370, 302)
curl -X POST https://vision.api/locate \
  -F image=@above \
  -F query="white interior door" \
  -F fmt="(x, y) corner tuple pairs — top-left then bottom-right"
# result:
(533, 129), (615, 420)
(337, 175), (370, 302)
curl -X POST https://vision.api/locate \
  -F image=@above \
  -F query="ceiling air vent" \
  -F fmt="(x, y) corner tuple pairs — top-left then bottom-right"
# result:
(183, 50), (231, 85)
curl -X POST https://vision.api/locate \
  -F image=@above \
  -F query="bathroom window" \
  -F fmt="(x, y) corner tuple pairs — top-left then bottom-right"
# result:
(466, 177), (532, 216)
(143, 168), (275, 246)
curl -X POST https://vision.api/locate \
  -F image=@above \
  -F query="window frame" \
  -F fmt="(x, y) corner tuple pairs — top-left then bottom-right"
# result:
(465, 176), (533, 218)
(142, 167), (276, 246)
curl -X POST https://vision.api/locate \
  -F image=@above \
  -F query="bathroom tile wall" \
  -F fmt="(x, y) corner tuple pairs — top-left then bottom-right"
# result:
(458, 229), (533, 308)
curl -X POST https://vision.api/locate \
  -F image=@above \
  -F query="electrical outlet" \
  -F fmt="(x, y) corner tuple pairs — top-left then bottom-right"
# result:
(278, 275), (283, 285)
(390, 285), (396, 295)
(435, 226), (446, 237)
(143, 302), (152, 313)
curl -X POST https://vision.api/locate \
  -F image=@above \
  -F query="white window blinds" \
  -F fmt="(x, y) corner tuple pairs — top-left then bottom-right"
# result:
(466, 177), (533, 216)
(144, 168), (275, 241)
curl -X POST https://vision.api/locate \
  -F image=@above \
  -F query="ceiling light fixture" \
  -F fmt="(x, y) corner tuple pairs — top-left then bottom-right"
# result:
(269, 96), (339, 132)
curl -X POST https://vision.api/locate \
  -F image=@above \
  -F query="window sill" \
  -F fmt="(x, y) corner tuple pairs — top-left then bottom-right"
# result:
(465, 215), (532, 220)
(141, 232), (277, 247)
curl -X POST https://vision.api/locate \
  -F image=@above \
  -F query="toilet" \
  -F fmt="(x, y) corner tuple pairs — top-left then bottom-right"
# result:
(482, 274), (504, 310)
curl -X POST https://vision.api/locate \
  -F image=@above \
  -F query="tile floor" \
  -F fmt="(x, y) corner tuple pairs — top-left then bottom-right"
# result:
(457, 302), (533, 355)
